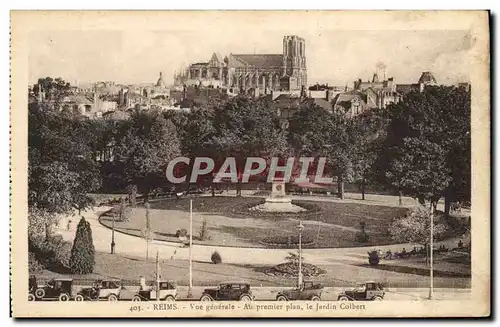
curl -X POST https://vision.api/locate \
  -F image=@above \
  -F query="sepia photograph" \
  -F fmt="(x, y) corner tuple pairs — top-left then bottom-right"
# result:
(9, 10), (490, 318)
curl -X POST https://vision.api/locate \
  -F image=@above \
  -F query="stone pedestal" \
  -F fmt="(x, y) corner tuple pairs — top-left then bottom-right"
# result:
(271, 180), (286, 198)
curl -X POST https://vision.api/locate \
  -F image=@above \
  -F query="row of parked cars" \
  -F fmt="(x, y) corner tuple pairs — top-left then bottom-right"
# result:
(29, 276), (385, 302)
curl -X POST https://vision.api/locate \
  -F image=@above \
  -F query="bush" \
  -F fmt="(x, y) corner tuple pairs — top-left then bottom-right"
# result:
(367, 250), (380, 266)
(355, 221), (369, 243)
(285, 251), (304, 265)
(49, 235), (72, 267)
(29, 235), (72, 270)
(176, 229), (188, 238)
(69, 217), (95, 274)
(28, 252), (44, 274)
(199, 220), (209, 241)
(211, 251), (222, 264)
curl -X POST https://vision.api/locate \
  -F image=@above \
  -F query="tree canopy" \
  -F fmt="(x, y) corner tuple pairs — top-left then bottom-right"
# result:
(113, 109), (181, 202)
(374, 85), (471, 210)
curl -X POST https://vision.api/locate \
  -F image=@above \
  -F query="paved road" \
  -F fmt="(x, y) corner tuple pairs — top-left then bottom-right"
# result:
(173, 286), (470, 301)
(56, 203), (466, 267)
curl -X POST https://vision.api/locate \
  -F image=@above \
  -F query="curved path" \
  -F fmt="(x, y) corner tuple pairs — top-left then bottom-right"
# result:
(54, 194), (467, 266)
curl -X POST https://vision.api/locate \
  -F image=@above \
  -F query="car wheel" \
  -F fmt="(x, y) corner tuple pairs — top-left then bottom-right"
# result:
(28, 294), (35, 302)
(338, 296), (349, 301)
(311, 295), (321, 301)
(164, 295), (175, 302)
(276, 295), (288, 301)
(35, 288), (45, 299)
(240, 295), (252, 301)
(132, 295), (142, 302)
(108, 294), (118, 301)
(373, 296), (383, 301)
(200, 294), (213, 301)
(59, 293), (70, 301)
(74, 294), (85, 302)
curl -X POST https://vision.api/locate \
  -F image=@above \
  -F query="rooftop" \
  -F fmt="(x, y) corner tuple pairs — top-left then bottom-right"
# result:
(230, 54), (283, 68)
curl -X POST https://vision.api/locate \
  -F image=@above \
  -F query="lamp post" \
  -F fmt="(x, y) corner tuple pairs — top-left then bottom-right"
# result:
(156, 251), (160, 301)
(428, 204), (434, 300)
(145, 201), (151, 261)
(111, 212), (116, 254)
(296, 220), (304, 287)
(188, 199), (193, 298)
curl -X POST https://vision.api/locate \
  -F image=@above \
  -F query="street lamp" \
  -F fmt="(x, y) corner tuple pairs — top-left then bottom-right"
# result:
(296, 220), (304, 287)
(111, 197), (122, 254)
(111, 212), (116, 254)
(429, 204), (434, 300)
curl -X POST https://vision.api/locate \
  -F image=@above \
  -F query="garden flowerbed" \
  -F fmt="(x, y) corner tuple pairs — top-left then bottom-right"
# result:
(259, 235), (316, 247)
(265, 262), (327, 278)
(230, 199), (322, 220)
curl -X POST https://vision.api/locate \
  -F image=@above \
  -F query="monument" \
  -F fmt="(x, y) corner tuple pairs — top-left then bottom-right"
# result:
(267, 178), (289, 202)
(251, 178), (306, 212)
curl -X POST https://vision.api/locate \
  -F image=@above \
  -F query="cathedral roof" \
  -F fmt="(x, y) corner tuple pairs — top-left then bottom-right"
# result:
(418, 71), (437, 84)
(230, 54), (283, 68)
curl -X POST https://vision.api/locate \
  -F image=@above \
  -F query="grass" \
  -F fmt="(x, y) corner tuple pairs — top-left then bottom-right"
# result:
(100, 196), (409, 248)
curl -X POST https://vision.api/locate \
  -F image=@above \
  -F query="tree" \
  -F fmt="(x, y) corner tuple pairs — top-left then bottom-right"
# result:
(208, 96), (288, 195)
(350, 109), (388, 200)
(390, 205), (447, 263)
(375, 86), (470, 211)
(183, 96), (287, 195)
(28, 104), (101, 240)
(32, 77), (71, 102)
(288, 105), (353, 199)
(114, 110), (181, 205)
(69, 217), (95, 274)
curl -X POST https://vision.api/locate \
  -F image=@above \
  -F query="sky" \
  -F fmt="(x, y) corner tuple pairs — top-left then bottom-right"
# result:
(28, 28), (471, 87)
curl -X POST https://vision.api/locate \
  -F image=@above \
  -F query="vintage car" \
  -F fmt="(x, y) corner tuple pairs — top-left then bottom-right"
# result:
(34, 277), (74, 301)
(28, 276), (38, 301)
(74, 279), (122, 301)
(337, 281), (385, 301)
(276, 281), (323, 301)
(200, 282), (254, 301)
(132, 280), (177, 301)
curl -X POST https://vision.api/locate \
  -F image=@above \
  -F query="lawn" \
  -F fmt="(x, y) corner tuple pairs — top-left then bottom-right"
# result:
(100, 196), (409, 248)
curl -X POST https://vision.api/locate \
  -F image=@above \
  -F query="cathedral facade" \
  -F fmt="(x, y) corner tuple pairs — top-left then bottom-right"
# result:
(174, 35), (307, 95)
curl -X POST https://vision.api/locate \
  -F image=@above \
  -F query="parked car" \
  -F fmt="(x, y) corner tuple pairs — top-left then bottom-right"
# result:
(34, 278), (74, 301)
(74, 279), (122, 301)
(276, 281), (323, 301)
(28, 276), (37, 301)
(200, 282), (254, 301)
(132, 280), (177, 301)
(337, 281), (385, 301)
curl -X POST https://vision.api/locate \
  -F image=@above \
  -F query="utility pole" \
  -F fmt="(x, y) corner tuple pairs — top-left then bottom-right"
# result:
(111, 209), (116, 254)
(188, 199), (193, 298)
(145, 201), (150, 261)
(428, 204), (434, 300)
(297, 220), (304, 287)
(156, 251), (160, 301)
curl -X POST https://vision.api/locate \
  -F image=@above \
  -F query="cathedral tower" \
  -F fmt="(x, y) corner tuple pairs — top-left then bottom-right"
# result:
(282, 35), (307, 90)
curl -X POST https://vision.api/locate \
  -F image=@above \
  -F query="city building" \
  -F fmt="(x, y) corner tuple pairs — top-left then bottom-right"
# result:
(174, 35), (307, 96)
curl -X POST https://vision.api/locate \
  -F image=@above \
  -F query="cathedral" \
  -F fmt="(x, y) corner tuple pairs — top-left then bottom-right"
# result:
(174, 35), (307, 96)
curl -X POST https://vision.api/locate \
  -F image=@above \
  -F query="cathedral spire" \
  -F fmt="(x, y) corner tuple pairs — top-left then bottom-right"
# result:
(156, 72), (165, 87)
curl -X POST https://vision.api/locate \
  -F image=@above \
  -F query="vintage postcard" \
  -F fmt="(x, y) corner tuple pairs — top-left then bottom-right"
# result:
(10, 10), (490, 318)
